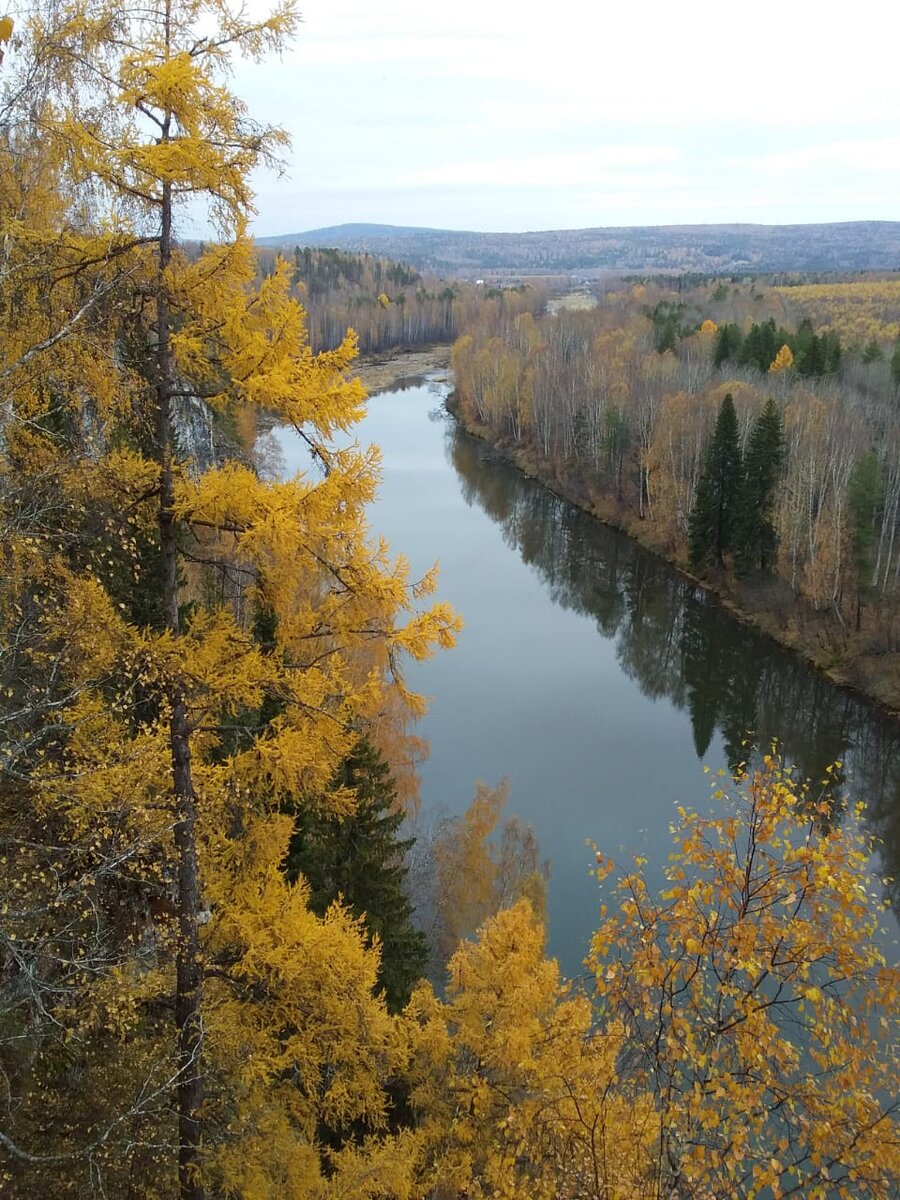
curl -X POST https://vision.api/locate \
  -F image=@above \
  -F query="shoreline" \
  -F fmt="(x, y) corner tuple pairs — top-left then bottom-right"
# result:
(446, 395), (900, 724)
(353, 344), (452, 394)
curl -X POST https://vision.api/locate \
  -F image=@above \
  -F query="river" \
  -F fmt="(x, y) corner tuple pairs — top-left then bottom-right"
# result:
(278, 374), (900, 980)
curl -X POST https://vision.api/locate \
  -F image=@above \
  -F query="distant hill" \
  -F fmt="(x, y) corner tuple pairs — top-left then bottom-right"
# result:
(255, 221), (900, 276)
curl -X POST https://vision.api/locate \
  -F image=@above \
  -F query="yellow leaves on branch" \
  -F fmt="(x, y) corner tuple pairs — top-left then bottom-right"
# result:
(406, 900), (657, 1200)
(587, 756), (899, 1198)
(168, 240), (368, 435)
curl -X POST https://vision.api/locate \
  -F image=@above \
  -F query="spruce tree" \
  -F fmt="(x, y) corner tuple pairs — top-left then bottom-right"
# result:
(847, 453), (885, 631)
(285, 738), (428, 1012)
(688, 393), (742, 569)
(713, 322), (742, 368)
(735, 398), (786, 575)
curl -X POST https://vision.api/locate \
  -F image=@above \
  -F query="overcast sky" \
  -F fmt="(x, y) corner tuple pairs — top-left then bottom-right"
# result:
(235, 0), (900, 236)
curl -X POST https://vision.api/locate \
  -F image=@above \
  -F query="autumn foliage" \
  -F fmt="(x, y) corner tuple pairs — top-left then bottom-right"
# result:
(451, 276), (900, 708)
(0, 3), (897, 1198)
(400, 758), (898, 1200)
(0, 0), (459, 1193)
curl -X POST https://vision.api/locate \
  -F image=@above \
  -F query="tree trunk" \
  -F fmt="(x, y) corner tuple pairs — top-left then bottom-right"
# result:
(156, 168), (206, 1200)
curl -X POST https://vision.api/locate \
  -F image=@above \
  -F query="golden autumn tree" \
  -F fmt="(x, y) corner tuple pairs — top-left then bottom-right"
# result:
(397, 758), (897, 1200)
(405, 900), (658, 1200)
(589, 756), (899, 1199)
(0, 2), (457, 1196)
(770, 343), (795, 373)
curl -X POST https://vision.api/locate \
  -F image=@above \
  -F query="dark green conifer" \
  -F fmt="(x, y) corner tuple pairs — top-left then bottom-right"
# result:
(735, 398), (786, 575)
(688, 393), (742, 569)
(891, 340), (900, 389)
(285, 738), (427, 1012)
(847, 453), (885, 631)
(713, 322), (742, 368)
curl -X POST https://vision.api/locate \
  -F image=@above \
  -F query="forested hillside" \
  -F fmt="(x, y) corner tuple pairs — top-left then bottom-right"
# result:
(0, 3), (897, 1198)
(451, 276), (900, 708)
(253, 244), (547, 356)
(257, 220), (900, 275)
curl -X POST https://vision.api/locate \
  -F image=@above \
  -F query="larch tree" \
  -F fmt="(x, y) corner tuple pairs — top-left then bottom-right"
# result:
(769, 344), (794, 373)
(0, 2), (458, 1196)
(404, 900), (658, 1200)
(431, 780), (548, 965)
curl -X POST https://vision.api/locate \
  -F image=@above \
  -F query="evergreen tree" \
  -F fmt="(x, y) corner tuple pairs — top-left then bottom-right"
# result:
(735, 398), (786, 575)
(821, 329), (843, 375)
(712, 321), (742, 367)
(285, 738), (428, 1012)
(847, 453), (885, 631)
(688, 393), (742, 569)
(738, 318), (779, 372)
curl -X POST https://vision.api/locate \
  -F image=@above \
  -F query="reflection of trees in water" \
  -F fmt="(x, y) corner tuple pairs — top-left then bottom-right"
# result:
(448, 422), (900, 915)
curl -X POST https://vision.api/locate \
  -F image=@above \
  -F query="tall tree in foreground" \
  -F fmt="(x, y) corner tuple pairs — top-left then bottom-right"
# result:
(0, 3), (458, 1195)
(688, 392), (743, 569)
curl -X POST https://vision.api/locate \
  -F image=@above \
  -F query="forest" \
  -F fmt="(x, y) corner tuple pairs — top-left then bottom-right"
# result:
(450, 276), (900, 711)
(257, 220), (900, 276)
(0, 2), (897, 1198)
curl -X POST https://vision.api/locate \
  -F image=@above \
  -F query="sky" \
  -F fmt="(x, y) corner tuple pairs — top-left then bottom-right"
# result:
(234, 0), (900, 237)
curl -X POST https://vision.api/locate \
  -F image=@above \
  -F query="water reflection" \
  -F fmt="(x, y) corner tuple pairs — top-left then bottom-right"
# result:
(448, 422), (900, 919)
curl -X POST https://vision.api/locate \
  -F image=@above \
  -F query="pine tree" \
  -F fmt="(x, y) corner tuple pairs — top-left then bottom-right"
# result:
(735, 397), (786, 575)
(285, 738), (428, 1013)
(688, 393), (742, 569)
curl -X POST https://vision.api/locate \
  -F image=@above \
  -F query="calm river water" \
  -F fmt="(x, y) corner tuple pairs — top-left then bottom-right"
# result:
(279, 376), (900, 980)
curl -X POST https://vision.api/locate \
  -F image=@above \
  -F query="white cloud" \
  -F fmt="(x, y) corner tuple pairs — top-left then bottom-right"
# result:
(234, 0), (900, 232)
(728, 139), (900, 177)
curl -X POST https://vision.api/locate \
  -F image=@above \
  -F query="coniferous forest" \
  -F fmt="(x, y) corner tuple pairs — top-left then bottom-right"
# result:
(0, 4), (897, 1199)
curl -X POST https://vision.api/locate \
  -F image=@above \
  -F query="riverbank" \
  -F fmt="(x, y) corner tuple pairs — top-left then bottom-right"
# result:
(448, 397), (900, 720)
(354, 344), (452, 394)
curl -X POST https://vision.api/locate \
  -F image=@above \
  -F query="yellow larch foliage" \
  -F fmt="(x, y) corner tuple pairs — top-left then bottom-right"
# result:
(769, 342), (794, 372)
(0, 1), (458, 1195)
(431, 780), (548, 961)
(699, 318), (718, 334)
(774, 279), (900, 343)
(406, 900), (658, 1200)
